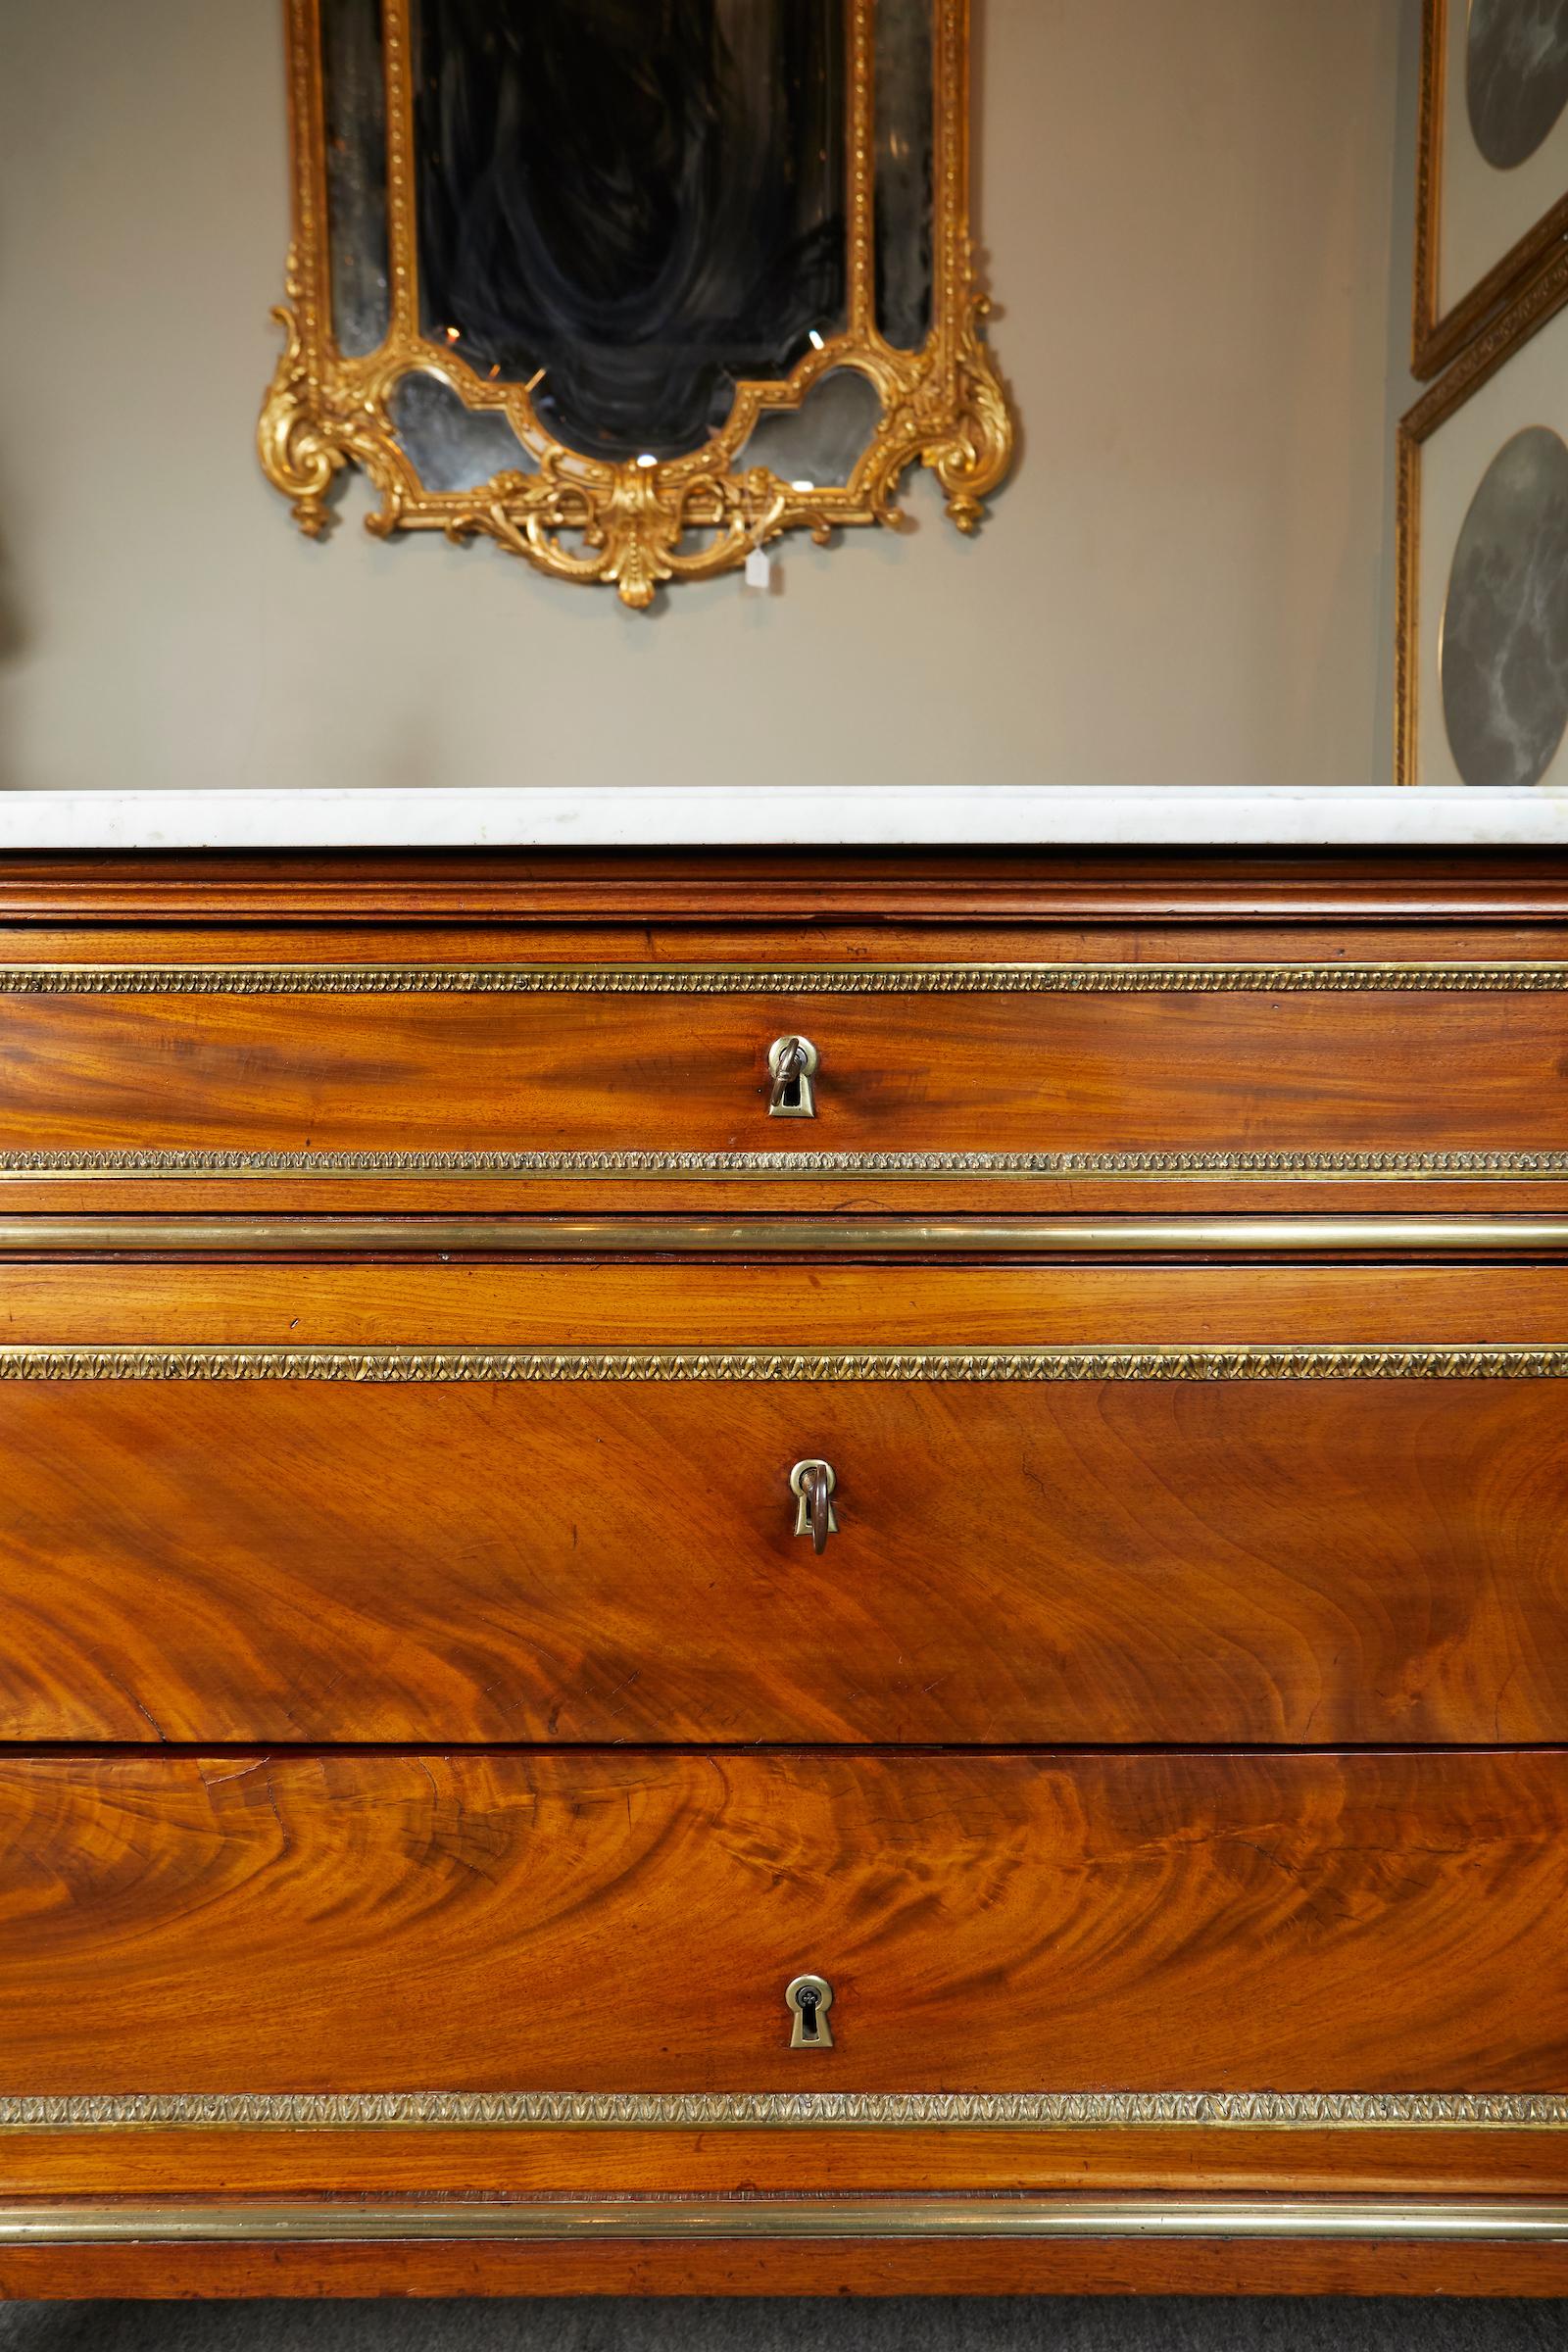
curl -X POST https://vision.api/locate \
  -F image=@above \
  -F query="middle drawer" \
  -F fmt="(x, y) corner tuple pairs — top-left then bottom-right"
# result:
(1, 1257), (1564, 1745)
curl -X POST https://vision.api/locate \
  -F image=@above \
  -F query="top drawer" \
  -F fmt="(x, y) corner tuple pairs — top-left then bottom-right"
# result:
(0, 948), (1564, 1209)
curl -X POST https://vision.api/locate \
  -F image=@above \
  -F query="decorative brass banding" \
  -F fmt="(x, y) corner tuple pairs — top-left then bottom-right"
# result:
(0, 962), (1565, 994)
(3, 1217), (1568, 1258)
(2, 1148), (1568, 1184)
(0, 1348), (1563, 1384)
(1, 2089), (1564, 2132)
(3, 1149), (1568, 1188)
(5, 2194), (1568, 2243)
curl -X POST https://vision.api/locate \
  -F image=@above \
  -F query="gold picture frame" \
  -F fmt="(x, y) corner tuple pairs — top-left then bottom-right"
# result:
(1396, 239), (1568, 784)
(259, 0), (1013, 608)
(1414, 0), (1568, 378)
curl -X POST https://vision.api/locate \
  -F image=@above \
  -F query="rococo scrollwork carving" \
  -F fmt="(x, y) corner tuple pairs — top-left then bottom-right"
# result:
(259, 0), (1013, 606)
(258, 263), (398, 540)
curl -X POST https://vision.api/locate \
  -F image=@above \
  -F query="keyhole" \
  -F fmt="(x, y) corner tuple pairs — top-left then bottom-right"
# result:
(785, 1972), (835, 2050)
(768, 1037), (819, 1120)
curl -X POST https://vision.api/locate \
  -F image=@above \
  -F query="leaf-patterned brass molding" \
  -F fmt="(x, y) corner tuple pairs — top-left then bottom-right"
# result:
(0, 2089), (1564, 2132)
(260, 0), (1013, 607)
(0, 962), (1563, 994)
(1, 1148), (1566, 1182)
(0, 1348), (1565, 1382)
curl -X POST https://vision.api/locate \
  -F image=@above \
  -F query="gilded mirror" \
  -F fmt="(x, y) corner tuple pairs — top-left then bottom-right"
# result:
(261, 0), (1013, 606)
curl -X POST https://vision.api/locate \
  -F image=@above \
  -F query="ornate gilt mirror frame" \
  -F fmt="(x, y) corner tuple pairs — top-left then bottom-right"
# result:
(260, 0), (1013, 608)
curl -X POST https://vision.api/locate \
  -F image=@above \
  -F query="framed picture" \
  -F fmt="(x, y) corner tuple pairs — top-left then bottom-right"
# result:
(1397, 244), (1568, 786)
(1414, 0), (1568, 377)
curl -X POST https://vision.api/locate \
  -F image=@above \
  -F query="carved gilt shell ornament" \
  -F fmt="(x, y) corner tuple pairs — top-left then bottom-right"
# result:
(259, 0), (1013, 607)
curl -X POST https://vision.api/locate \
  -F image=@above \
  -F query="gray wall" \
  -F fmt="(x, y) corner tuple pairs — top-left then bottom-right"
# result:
(0, 0), (1403, 795)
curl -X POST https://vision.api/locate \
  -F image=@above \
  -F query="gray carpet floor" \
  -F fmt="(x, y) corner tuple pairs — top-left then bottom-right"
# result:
(0, 2301), (1561, 2350)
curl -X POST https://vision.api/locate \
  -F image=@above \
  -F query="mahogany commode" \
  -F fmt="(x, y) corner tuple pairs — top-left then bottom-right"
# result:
(0, 847), (1565, 2301)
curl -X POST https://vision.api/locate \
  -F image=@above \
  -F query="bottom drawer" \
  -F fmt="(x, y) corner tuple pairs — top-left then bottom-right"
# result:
(0, 1748), (1564, 2103)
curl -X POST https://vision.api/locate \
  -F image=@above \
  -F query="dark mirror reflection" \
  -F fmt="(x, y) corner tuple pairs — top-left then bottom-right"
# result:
(875, 0), (934, 349)
(739, 369), (886, 487)
(321, 0), (390, 357)
(410, 0), (850, 462)
(387, 371), (536, 492)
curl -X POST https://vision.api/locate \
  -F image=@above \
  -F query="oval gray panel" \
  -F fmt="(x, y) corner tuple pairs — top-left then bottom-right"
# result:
(1442, 423), (1568, 789)
(1467, 0), (1568, 170)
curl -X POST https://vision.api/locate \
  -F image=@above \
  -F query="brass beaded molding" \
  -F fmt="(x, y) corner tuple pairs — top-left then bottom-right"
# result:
(0, 1348), (1564, 1383)
(260, 0), (1013, 607)
(2, 1149), (1566, 1183)
(1, 2090), (1564, 2133)
(1, 962), (1566, 994)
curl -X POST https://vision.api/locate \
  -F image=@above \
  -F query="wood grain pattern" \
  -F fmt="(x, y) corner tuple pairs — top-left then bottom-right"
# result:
(3, 919), (1568, 969)
(9, 2127), (1568, 2199)
(0, 1750), (1563, 2096)
(0, 849), (1562, 2300)
(7, 1179), (1568, 1219)
(3, 1258), (1568, 1348)
(1, 1372), (1564, 1743)
(6, 2233), (1568, 2298)
(2, 990), (1567, 1174)
(0, 847), (1565, 920)
(0, 896), (1561, 1212)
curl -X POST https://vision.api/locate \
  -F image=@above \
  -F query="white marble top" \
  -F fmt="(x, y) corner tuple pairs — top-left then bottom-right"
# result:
(0, 786), (1563, 850)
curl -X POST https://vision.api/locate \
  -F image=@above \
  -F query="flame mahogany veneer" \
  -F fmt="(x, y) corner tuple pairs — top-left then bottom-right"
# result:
(0, 850), (1566, 2298)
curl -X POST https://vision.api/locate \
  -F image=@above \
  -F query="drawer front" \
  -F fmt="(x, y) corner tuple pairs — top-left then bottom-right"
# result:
(0, 965), (1566, 1198)
(0, 1749), (1563, 2100)
(4, 1355), (1567, 1745)
(1, 1258), (1565, 1747)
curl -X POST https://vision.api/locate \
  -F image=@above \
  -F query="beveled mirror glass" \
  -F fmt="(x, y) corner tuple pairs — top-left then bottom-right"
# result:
(261, 0), (1012, 606)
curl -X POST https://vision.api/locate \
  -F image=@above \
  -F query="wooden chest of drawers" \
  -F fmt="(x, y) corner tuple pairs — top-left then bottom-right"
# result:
(2, 847), (1568, 2300)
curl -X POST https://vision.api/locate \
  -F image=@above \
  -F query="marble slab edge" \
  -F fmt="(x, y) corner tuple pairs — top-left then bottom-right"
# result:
(0, 788), (1563, 851)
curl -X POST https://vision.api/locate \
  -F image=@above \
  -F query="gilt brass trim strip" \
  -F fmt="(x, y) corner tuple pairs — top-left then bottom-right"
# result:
(0, 962), (1565, 994)
(1, 2091), (1564, 2132)
(2, 1217), (1567, 1257)
(0, 1348), (1562, 1383)
(4, 2195), (1567, 2244)
(2, 1150), (1567, 1184)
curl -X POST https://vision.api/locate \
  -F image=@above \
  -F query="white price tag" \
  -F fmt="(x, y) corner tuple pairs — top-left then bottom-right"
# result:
(745, 546), (772, 590)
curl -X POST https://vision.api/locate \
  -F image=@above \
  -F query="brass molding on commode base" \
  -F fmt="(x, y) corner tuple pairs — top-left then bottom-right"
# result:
(1, 962), (1566, 993)
(4, 2197), (1567, 2247)
(2, 1151), (1568, 1186)
(0, 1346), (1565, 1384)
(5, 2090), (1566, 2131)
(0, 1216), (1564, 1258)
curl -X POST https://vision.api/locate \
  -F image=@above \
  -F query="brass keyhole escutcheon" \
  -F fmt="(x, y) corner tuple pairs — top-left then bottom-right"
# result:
(785, 1973), (835, 2050)
(768, 1035), (819, 1119)
(789, 1460), (839, 1553)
